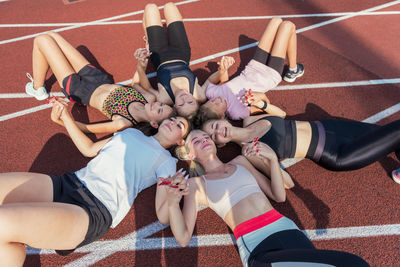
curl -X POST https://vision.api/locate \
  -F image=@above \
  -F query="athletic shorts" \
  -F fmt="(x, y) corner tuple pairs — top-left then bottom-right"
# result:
(61, 64), (113, 105)
(50, 172), (112, 256)
(146, 21), (191, 69)
(253, 46), (285, 75)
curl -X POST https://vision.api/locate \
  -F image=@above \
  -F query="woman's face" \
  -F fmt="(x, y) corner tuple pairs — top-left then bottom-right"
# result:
(174, 90), (198, 116)
(144, 102), (173, 123)
(158, 116), (189, 142)
(188, 130), (217, 160)
(203, 97), (227, 116)
(202, 119), (233, 145)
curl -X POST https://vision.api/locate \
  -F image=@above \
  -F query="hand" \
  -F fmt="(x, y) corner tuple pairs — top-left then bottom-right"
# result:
(240, 90), (270, 106)
(218, 56), (235, 72)
(158, 169), (190, 206)
(242, 138), (278, 161)
(50, 97), (69, 124)
(134, 48), (151, 69)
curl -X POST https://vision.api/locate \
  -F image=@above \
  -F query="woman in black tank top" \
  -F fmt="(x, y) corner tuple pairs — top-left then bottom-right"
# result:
(139, 3), (233, 119)
(202, 114), (400, 172)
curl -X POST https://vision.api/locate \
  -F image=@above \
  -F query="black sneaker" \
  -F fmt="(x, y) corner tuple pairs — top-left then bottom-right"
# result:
(283, 63), (304, 83)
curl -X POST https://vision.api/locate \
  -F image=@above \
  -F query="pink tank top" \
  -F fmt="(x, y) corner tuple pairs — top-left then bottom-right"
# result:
(201, 164), (263, 219)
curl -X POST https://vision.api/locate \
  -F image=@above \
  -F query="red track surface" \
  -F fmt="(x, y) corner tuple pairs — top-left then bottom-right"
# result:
(1, 0), (399, 266)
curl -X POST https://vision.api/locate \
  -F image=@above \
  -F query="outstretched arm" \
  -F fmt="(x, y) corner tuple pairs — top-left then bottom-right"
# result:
(132, 48), (160, 99)
(197, 56), (235, 102)
(51, 100), (111, 157)
(50, 98), (131, 134)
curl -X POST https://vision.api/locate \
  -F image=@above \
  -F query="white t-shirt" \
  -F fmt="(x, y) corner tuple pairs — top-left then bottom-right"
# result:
(75, 128), (177, 228)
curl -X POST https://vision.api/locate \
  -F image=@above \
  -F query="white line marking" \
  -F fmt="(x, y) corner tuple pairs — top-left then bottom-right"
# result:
(1, 78), (399, 121)
(0, 103), (52, 122)
(26, 223), (400, 256)
(1, 78), (399, 100)
(0, 0), (200, 45)
(1, 11), (400, 28)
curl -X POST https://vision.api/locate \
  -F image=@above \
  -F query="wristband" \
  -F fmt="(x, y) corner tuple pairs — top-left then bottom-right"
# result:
(261, 101), (268, 110)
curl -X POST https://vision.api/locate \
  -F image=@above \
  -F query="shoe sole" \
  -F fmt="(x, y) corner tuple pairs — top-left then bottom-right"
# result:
(283, 70), (304, 83)
(392, 171), (400, 184)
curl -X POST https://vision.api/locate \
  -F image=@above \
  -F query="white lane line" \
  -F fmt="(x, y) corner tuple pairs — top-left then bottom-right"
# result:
(279, 101), (400, 169)
(0, 103), (52, 122)
(275, 78), (400, 91)
(0, 0), (200, 45)
(26, 223), (400, 256)
(2, 78), (399, 100)
(1, 78), (399, 121)
(1, 11), (400, 28)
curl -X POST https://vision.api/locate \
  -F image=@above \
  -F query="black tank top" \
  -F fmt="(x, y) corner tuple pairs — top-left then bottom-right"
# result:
(251, 116), (297, 159)
(157, 61), (196, 103)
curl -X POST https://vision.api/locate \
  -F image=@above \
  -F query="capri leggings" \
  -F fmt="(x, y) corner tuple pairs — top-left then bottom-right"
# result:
(315, 119), (400, 171)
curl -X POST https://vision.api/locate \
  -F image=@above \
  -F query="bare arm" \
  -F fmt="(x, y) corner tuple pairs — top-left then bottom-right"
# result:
(239, 142), (286, 202)
(52, 101), (111, 157)
(132, 48), (160, 98)
(166, 178), (200, 247)
(197, 56), (235, 102)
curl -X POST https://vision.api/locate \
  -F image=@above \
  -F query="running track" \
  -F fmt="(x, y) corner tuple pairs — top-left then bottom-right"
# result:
(0, 0), (399, 266)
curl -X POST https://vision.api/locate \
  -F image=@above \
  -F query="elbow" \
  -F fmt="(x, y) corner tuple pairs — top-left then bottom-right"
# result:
(158, 216), (169, 225)
(275, 195), (286, 203)
(177, 237), (190, 247)
(279, 111), (286, 118)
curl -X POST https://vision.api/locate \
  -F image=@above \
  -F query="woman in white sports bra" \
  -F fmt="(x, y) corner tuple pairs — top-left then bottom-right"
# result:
(156, 130), (369, 267)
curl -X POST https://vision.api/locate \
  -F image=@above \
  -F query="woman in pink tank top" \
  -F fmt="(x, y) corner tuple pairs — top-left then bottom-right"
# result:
(156, 130), (368, 267)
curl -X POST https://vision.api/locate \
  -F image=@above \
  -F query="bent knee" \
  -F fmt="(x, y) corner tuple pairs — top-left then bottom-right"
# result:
(280, 21), (296, 32)
(33, 34), (53, 46)
(145, 3), (158, 12)
(270, 17), (283, 26)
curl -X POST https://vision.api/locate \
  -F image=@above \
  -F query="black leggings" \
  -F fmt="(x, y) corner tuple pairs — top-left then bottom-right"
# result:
(316, 119), (400, 171)
(248, 230), (369, 267)
(253, 46), (285, 75)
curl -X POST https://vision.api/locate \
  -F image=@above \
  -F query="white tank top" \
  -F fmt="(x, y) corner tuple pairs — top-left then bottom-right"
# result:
(202, 164), (263, 219)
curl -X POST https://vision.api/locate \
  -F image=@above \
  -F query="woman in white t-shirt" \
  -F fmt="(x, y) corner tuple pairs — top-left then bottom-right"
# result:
(0, 99), (190, 264)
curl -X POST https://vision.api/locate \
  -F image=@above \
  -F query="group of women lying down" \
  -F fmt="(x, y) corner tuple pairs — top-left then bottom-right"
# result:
(1, 2), (399, 266)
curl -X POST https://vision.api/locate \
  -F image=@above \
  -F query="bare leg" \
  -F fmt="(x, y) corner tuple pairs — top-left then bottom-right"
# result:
(0, 172), (53, 204)
(257, 17), (282, 54)
(46, 31), (89, 73)
(0, 172), (89, 266)
(143, 3), (163, 30)
(270, 21), (296, 65)
(32, 34), (75, 88)
(163, 2), (183, 26)
(0, 203), (89, 266)
(286, 26), (297, 69)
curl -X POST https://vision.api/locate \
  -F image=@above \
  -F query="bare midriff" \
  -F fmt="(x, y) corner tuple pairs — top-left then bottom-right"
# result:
(294, 121), (312, 158)
(89, 84), (120, 111)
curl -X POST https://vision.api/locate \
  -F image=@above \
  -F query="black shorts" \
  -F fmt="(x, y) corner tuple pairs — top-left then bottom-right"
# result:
(147, 21), (191, 69)
(62, 64), (113, 105)
(253, 46), (285, 75)
(50, 172), (112, 256)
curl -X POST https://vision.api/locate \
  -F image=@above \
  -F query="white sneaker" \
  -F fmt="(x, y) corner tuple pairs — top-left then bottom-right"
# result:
(25, 73), (49, 100)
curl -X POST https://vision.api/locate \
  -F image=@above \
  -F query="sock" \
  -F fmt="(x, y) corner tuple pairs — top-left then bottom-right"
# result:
(289, 65), (298, 73)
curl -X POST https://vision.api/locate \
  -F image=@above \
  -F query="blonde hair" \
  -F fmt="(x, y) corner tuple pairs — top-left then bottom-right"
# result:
(175, 130), (206, 177)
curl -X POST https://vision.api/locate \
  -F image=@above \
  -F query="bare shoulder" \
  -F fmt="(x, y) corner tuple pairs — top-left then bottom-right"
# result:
(243, 114), (272, 128)
(230, 155), (252, 168)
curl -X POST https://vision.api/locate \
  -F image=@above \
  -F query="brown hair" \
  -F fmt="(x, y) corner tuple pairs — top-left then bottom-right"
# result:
(193, 103), (223, 129)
